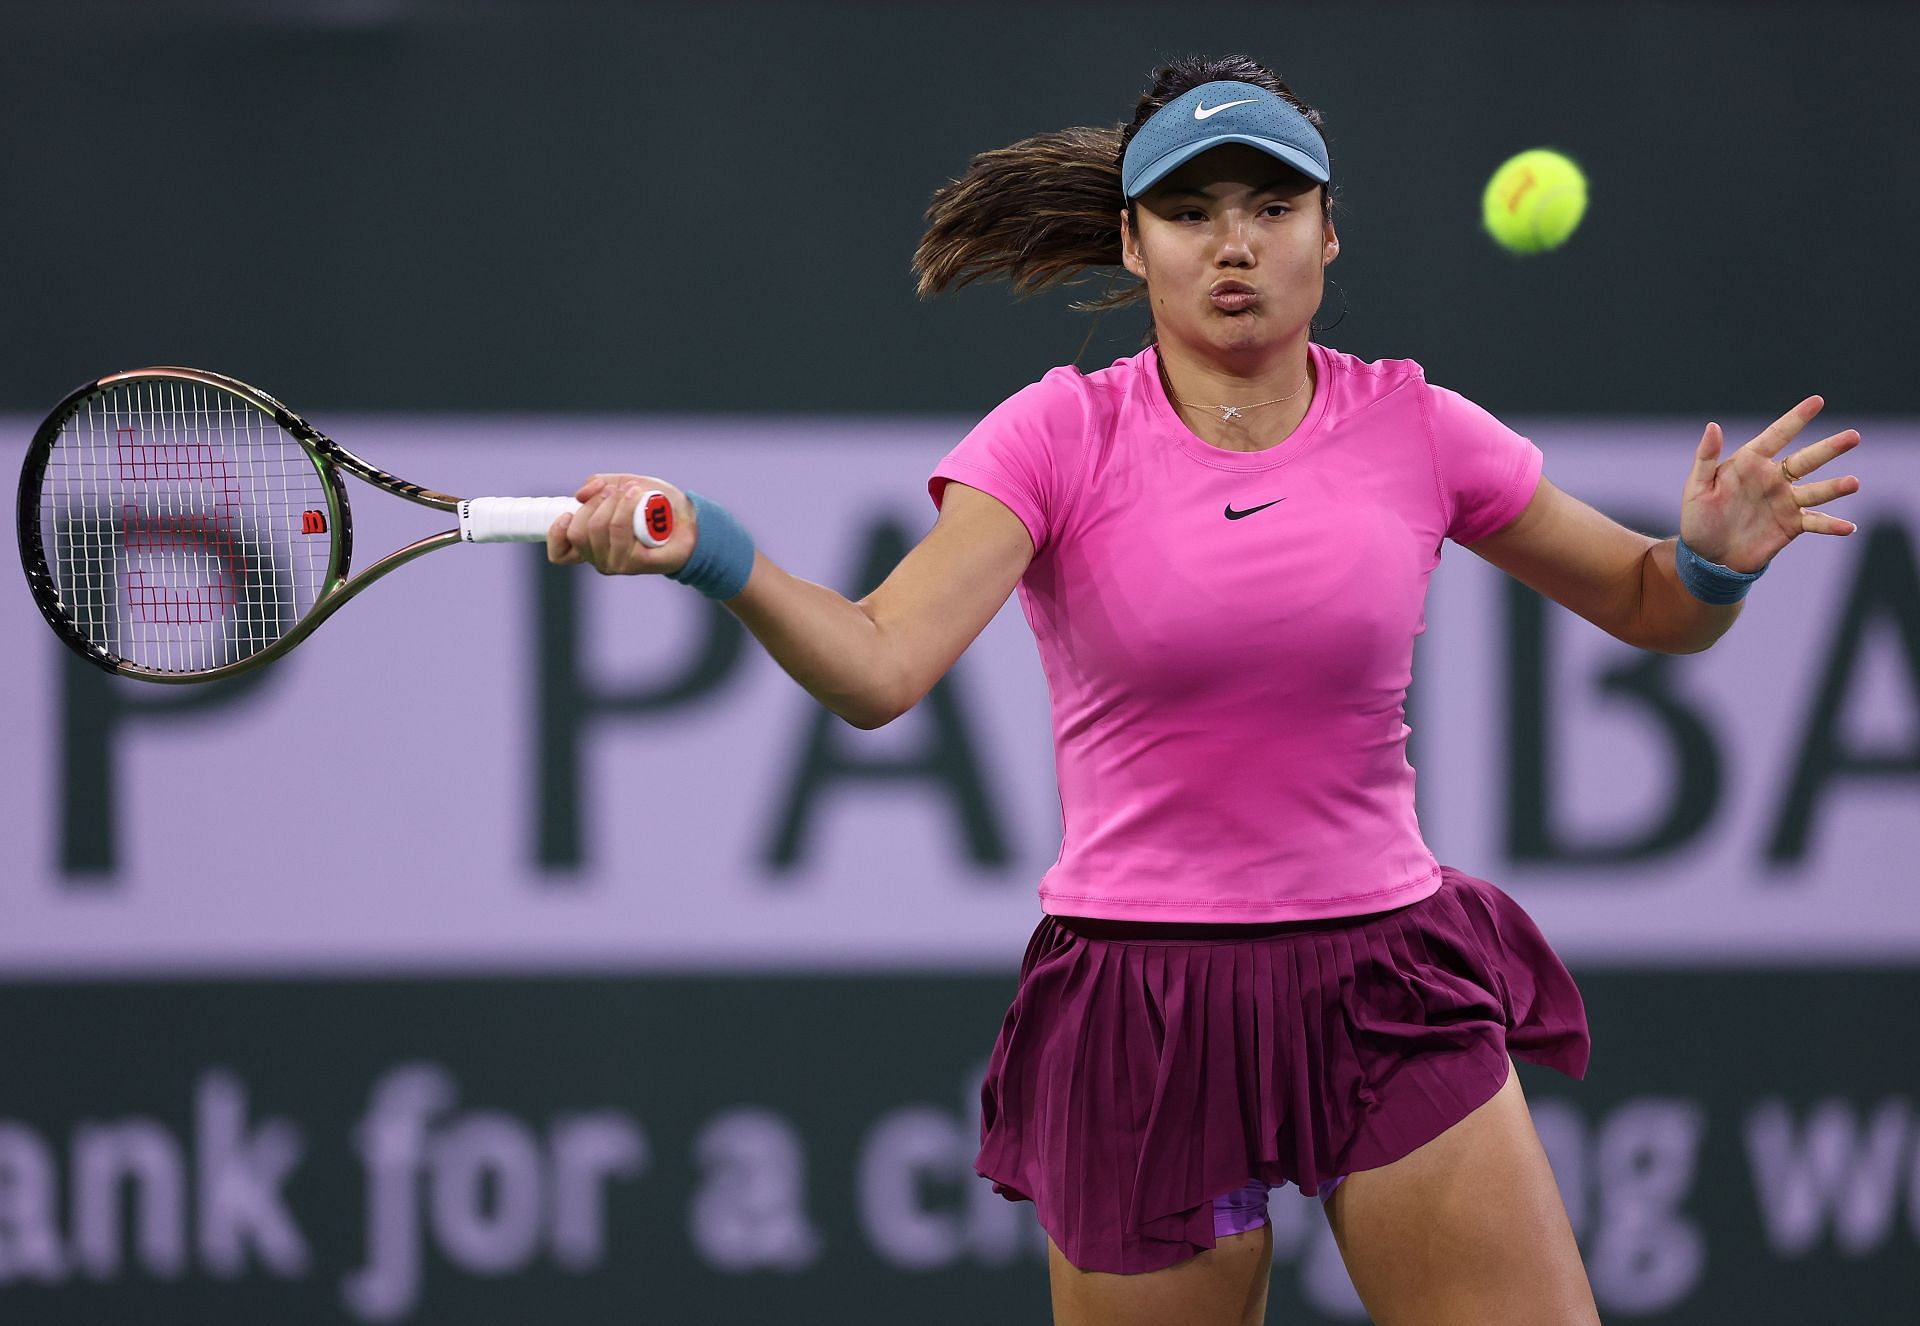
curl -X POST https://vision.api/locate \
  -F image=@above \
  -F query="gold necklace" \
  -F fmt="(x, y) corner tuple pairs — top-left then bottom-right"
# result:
(1164, 367), (1311, 422)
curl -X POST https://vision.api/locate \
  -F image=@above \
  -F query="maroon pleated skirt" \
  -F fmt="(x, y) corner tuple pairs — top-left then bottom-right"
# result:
(973, 864), (1590, 1275)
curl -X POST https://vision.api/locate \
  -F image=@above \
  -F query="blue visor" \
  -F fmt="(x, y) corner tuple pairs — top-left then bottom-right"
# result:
(1122, 80), (1331, 199)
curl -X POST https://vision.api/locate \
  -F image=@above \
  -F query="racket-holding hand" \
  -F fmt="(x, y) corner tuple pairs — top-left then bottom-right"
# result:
(1680, 396), (1862, 574)
(549, 474), (693, 576)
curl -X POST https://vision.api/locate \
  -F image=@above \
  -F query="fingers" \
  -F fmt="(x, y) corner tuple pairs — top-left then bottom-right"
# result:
(604, 482), (643, 571)
(1789, 474), (1862, 507)
(1688, 421), (1724, 488)
(1780, 428), (1864, 480)
(585, 484), (620, 572)
(556, 475), (680, 575)
(1802, 509), (1859, 536)
(576, 472), (639, 502)
(566, 491), (600, 566)
(1749, 395), (1837, 458)
(547, 511), (582, 565)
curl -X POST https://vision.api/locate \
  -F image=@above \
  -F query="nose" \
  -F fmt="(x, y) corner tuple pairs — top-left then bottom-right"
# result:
(1215, 214), (1254, 267)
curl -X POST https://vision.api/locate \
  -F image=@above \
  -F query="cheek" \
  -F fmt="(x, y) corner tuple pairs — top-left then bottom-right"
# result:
(1138, 238), (1201, 289)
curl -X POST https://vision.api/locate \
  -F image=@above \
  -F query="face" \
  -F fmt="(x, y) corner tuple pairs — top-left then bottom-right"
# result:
(1120, 143), (1339, 361)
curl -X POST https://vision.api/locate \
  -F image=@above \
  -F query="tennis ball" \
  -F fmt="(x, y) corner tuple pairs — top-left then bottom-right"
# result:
(1482, 149), (1587, 254)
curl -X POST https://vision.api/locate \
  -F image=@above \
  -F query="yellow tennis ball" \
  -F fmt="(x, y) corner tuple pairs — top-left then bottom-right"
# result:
(1482, 149), (1587, 254)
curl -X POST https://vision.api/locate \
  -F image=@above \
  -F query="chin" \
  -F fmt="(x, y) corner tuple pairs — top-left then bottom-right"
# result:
(1201, 316), (1284, 356)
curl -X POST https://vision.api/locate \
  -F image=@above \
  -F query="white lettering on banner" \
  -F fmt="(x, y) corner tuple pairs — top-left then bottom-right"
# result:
(345, 1064), (450, 1319)
(854, 1061), (1048, 1270)
(859, 1106), (968, 1269)
(550, 1112), (649, 1270)
(342, 1063), (648, 1323)
(689, 1108), (822, 1270)
(9, 1057), (1920, 1315)
(0, 1075), (307, 1289)
(0, 1124), (69, 1282)
(1587, 1100), (1706, 1312)
(1528, 1097), (1705, 1314)
(74, 1116), (189, 1279)
(1746, 1097), (1914, 1257)
(3, 417), (1916, 974)
(428, 1113), (546, 1272)
(196, 1069), (310, 1277)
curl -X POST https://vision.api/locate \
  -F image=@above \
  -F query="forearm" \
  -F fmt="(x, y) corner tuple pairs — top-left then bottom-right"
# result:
(1633, 538), (1744, 654)
(721, 552), (896, 728)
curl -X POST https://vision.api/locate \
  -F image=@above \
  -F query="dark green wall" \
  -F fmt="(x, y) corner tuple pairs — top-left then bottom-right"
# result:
(3, 1), (1912, 418)
(2, 970), (1914, 1323)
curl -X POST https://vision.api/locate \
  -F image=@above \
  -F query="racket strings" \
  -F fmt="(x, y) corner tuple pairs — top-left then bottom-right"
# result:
(40, 380), (332, 673)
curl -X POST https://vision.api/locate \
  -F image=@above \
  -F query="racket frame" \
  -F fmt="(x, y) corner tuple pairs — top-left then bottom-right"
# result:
(19, 365), (472, 683)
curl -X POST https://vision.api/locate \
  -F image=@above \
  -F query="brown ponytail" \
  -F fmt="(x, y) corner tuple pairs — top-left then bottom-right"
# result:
(913, 125), (1127, 303)
(912, 54), (1335, 312)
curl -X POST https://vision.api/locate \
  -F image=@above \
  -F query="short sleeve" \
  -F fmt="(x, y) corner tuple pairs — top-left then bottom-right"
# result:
(927, 367), (1088, 556)
(1422, 382), (1545, 545)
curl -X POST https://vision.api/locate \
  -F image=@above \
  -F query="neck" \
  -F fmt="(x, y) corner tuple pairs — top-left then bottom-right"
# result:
(1155, 339), (1316, 452)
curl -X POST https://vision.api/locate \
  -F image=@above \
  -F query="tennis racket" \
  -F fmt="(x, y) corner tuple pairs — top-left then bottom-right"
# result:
(17, 365), (673, 683)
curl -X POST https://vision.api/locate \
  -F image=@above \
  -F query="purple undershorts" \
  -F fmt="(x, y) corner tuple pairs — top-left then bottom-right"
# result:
(1211, 1175), (1347, 1237)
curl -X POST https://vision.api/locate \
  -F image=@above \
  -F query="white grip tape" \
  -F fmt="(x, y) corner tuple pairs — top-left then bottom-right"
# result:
(458, 494), (669, 546)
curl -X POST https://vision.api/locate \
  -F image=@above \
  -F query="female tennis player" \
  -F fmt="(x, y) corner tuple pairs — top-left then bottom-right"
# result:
(548, 54), (1862, 1326)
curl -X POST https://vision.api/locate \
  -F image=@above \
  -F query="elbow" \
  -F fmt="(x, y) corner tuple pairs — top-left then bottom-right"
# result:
(1669, 631), (1728, 656)
(1620, 621), (1699, 655)
(836, 675), (910, 730)
(845, 684), (919, 730)
(1647, 636), (1715, 657)
(1623, 608), (1743, 656)
(1671, 621), (1740, 655)
(824, 681), (896, 729)
(841, 704), (897, 731)
(842, 677), (931, 730)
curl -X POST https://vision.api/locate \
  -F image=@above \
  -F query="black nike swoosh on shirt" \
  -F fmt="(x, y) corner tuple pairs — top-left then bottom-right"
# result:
(1223, 499), (1286, 520)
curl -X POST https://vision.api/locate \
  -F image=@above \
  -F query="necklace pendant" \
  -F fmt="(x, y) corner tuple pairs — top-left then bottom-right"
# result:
(1218, 405), (1242, 421)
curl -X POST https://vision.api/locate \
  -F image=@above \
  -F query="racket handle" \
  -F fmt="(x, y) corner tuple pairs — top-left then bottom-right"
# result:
(458, 493), (674, 547)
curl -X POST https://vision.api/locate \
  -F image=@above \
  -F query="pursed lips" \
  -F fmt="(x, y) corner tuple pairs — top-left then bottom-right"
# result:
(1209, 280), (1258, 311)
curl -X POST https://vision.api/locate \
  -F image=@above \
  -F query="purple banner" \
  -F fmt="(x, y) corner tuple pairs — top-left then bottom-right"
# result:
(5, 414), (1913, 975)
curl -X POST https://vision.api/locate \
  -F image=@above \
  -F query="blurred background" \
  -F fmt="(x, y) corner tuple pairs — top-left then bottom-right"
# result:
(2, 2), (1914, 1322)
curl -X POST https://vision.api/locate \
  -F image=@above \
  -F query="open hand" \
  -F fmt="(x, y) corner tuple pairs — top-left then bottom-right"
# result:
(1679, 396), (1861, 573)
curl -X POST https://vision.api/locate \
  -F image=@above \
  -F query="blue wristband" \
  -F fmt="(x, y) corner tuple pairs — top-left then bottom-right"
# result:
(1674, 536), (1764, 605)
(666, 490), (756, 601)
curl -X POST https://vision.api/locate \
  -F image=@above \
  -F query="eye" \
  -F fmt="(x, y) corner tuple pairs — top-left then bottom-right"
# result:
(1262, 203), (1292, 218)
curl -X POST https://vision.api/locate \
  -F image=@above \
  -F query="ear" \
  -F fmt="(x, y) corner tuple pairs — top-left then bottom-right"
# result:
(1323, 217), (1340, 266)
(1120, 207), (1147, 280)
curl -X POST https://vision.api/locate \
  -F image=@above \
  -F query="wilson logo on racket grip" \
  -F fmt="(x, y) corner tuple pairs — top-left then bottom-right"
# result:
(643, 493), (674, 542)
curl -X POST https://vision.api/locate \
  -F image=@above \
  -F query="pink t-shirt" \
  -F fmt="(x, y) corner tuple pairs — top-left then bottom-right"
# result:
(927, 342), (1543, 922)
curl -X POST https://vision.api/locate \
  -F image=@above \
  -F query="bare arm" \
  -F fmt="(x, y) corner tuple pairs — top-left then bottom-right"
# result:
(550, 474), (1035, 729)
(726, 480), (1034, 726)
(1470, 404), (1863, 654)
(1467, 476), (1741, 654)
